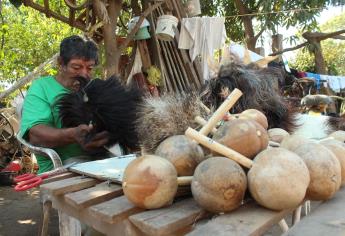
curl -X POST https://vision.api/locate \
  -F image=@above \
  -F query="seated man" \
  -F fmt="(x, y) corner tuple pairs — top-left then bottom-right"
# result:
(20, 35), (109, 174)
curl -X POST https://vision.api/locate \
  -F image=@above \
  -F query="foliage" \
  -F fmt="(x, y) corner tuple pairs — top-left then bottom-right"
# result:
(290, 12), (345, 75)
(201, 0), (344, 47)
(0, 1), (80, 85)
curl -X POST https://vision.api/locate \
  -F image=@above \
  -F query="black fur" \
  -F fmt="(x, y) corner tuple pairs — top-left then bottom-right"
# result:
(56, 76), (142, 153)
(201, 62), (298, 133)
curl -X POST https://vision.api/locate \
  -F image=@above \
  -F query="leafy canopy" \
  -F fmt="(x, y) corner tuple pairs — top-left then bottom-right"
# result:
(0, 2), (80, 85)
(290, 12), (345, 75)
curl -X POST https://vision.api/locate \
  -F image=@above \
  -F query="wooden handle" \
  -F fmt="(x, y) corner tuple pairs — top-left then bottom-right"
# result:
(194, 116), (217, 135)
(177, 176), (193, 186)
(199, 88), (242, 136)
(185, 127), (253, 168)
(199, 102), (211, 114)
(268, 141), (280, 147)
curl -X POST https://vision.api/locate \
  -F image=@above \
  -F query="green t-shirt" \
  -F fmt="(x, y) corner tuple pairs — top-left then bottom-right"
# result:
(20, 76), (86, 173)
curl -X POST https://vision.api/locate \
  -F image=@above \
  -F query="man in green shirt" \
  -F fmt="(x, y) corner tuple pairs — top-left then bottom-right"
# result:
(20, 35), (109, 174)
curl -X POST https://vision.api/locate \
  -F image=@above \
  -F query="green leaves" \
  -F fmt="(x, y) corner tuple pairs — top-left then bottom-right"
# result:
(0, 2), (80, 84)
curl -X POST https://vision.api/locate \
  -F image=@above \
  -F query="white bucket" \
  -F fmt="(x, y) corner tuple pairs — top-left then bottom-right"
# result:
(185, 0), (201, 16)
(155, 15), (179, 41)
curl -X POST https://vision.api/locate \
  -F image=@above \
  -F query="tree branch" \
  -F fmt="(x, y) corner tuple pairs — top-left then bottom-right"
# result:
(118, 1), (165, 52)
(303, 29), (345, 41)
(330, 35), (345, 40)
(253, 25), (266, 42)
(269, 42), (308, 56)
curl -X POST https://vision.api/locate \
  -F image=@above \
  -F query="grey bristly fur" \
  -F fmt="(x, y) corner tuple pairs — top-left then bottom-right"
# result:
(301, 94), (333, 108)
(135, 92), (208, 153)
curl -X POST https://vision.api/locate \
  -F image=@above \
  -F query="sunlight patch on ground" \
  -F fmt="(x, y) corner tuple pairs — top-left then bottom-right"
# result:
(17, 219), (36, 225)
(29, 189), (40, 197)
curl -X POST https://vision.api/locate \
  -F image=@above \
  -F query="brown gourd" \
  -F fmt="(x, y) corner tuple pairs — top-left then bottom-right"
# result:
(293, 142), (341, 200)
(268, 128), (290, 143)
(213, 119), (269, 159)
(192, 157), (247, 213)
(155, 135), (205, 176)
(186, 128), (310, 211)
(236, 109), (268, 129)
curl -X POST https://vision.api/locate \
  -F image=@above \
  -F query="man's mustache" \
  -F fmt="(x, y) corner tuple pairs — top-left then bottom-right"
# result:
(72, 76), (90, 90)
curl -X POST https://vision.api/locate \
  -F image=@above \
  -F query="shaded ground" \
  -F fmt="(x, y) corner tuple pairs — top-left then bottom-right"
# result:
(0, 186), (59, 236)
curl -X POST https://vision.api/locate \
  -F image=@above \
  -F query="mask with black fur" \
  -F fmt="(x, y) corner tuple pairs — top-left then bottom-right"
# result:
(56, 76), (142, 155)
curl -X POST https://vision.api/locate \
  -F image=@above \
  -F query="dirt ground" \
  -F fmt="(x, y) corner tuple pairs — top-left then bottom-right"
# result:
(0, 186), (59, 236)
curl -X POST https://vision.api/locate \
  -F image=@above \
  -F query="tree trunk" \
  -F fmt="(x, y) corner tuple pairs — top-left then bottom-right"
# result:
(312, 40), (327, 74)
(93, 0), (123, 78)
(233, 0), (256, 51)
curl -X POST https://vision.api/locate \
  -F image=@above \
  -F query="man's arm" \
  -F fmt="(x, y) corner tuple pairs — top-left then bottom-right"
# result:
(28, 124), (109, 150)
(28, 124), (78, 148)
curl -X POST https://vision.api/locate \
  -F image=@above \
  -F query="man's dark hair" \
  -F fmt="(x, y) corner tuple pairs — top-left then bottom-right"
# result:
(59, 35), (99, 65)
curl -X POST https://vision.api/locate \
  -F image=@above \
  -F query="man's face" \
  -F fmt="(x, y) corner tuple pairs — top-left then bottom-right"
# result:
(60, 58), (96, 91)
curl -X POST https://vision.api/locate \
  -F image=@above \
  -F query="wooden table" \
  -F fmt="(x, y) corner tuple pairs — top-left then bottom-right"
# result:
(40, 172), (297, 236)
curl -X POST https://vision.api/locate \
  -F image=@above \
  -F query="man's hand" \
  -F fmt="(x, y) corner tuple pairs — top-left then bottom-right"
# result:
(74, 124), (109, 151)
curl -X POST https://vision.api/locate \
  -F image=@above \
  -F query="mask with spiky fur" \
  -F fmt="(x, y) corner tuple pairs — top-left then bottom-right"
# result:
(201, 61), (298, 133)
(135, 92), (208, 153)
(56, 76), (142, 154)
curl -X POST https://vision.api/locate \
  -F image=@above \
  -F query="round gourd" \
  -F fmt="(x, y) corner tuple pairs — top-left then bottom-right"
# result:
(248, 148), (310, 210)
(237, 109), (268, 129)
(122, 155), (178, 209)
(268, 128), (290, 143)
(155, 135), (205, 176)
(213, 119), (269, 159)
(280, 135), (313, 151)
(192, 157), (247, 213)
(320, 142), (345, 186)
(328, 130), (345, 143)
(293, 143), (341, 200)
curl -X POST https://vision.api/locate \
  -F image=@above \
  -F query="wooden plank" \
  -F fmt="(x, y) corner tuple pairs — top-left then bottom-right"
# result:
(64, 182), (123, 210)
(129, 198), (208, 236)
(40, 176), (98, 196)
(283, 187), (345, 236)
(187, 201), (292, 236)
(88, 195), (142, 224)
(138, 40), (152, 70)
(43, 172), (77, 184)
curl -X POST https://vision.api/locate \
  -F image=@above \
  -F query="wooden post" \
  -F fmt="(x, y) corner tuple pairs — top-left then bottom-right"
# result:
(255, 47), (265, 57)
(272, 34), (283, 62)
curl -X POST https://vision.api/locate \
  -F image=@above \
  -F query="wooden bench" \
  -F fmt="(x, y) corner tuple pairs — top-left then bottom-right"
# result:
(40, 172), (299, 236)
(283, 187), (345, 236)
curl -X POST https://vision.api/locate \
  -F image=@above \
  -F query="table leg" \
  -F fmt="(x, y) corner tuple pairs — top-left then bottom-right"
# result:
(292, 205), (302, 225)
(278, 219), (289, 233)
(58, 210), (81, 236)
(40, 200), (52, 236)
